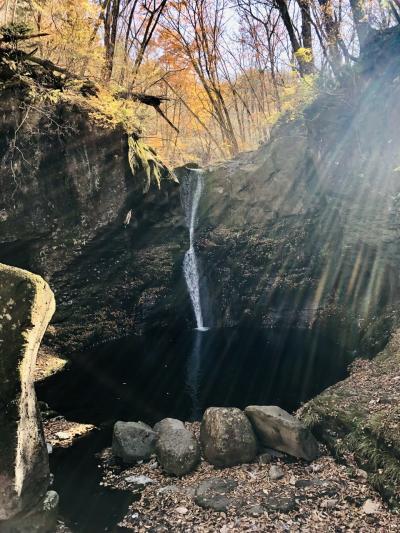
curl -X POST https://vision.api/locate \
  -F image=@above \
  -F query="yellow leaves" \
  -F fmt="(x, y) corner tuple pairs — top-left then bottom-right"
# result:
(28, 0), (104, 76)
(295, 47), (314, 64)
(281, 73), (318, 119)
(87, 89), (139, 133)
(44, 89), (62, 105)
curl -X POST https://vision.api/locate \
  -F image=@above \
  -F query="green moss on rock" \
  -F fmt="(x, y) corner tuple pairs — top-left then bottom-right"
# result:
(299, 330), (400, 507)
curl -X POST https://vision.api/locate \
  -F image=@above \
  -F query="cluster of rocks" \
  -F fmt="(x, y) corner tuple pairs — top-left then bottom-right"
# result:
(112, 405), (319, 480)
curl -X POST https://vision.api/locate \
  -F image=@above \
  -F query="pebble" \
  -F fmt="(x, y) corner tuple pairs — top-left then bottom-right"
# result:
(55, 431), (70, 440)
(362, 499), (381, 514)
(125, 475), (154, 486)
(157, 485), (180, 495)
(321, 498), (338, 509)
(258, 452), (272, 465)
(269, 465), (284, 480)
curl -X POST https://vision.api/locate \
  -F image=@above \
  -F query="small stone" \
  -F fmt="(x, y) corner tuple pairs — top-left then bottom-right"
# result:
(295, 478), (315, 488)
(112, 421), (157, 464)
(258, 452), (272, 465)
(124, 475), (154, 486)
(157, 485), (180, 495)
(154, 418), (200, 476)
(362, 499), (381, 514)
(42, 491), (59, 512)
(245, 405), (319, 461)
(311, 463), (324, 473)
(55, 431), (70, 440)
(263, 494), (297, 513)
(195, 478), (238, 512)
(321, 498), (338, 509)
(269, 465), (284, 480)
(355, 469), (368, 482)
(200, 407), (257, 467)
(175, 506), (188, 515)
(246, 504), (265, 516)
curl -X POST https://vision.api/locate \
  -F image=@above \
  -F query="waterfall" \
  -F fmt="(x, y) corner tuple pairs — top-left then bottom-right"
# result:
(181, 168), (208, 331)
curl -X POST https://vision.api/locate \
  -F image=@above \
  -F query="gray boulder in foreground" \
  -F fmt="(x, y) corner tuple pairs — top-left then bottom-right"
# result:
(245, 405), (319, 461)
(154, 418), (200, 476)
(200, 407), (257, 467)
(112, 421), (157, 463)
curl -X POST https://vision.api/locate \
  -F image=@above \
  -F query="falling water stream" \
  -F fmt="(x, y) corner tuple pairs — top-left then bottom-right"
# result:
(180, 167), (210, 419)
(181, 168), (208, 331)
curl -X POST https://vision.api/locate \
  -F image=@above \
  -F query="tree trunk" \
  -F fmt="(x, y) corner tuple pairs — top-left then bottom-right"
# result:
(103, 0), (120, 82)
(274, 0), (311, 76)
(349, 0), (371, 52)
(318, 0), (342, 65)
(297, 0), (315, 74)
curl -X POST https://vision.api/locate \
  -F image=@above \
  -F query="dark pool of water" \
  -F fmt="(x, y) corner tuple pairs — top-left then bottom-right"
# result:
(49, 430), (133, 533)
(38, 325), (353, 532)
(39, 326), (352, 425)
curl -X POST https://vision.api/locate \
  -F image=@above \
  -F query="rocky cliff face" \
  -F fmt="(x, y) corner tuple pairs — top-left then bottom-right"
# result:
(1, 32), (400, 357)
(0, 87), (191, 353)
(197, 34), (400, 354)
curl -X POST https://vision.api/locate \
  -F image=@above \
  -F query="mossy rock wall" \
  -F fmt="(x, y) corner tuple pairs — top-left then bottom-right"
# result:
(299, 329), (400, 507)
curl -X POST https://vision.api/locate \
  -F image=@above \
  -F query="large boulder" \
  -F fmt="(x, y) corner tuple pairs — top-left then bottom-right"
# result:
(245, 405), (319, 461)
(0, 263), (57, 530)
(112, 421), (157, 464)
(200, 407), (257, 467)
(154, 418), (200, 476)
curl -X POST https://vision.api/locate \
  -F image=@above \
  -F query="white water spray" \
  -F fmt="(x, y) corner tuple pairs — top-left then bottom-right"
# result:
(181, 168), (207, 330)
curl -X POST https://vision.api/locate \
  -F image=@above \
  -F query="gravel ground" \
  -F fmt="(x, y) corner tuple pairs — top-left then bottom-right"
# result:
(99, 423), (400, 532)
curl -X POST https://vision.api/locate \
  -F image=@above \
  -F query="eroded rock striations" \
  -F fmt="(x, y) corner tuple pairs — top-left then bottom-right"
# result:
(0, 263), (57, 532)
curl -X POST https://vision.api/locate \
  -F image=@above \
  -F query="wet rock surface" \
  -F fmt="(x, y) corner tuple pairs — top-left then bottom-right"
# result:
(200, 407), (257, 467)
(196, 52), (400, 353)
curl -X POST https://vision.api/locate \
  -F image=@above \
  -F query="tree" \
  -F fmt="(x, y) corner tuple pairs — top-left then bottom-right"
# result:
(162, 0), (240, 156)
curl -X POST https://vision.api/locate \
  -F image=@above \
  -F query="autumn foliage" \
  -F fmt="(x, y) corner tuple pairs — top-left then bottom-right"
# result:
(0, 0), (397, 165)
